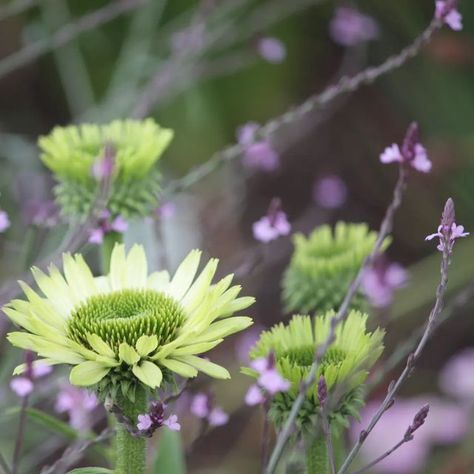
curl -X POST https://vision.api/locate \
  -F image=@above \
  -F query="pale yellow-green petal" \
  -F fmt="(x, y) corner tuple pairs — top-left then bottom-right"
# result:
(119, 343), (140, 365)
(219, 296), (256, 318)
(167, 249), (201, 301)
(87, 333), (116, 358)
(159, 358), (198, 378)
(70, 361), (110, 386)
(13, 358), (60, 375)
(147, 271), (170, 292)
(135, 335), (158, 357)
(171, 339), (223, 356)
(192, 317), (254, 344)
(108, 244), (127, 290)
(176, 355), (230, 379)
(181, 258), (218, 313)
(62, 253), (97, 302)
(125, 244), (148, 288)
(132, 361), (162, 388)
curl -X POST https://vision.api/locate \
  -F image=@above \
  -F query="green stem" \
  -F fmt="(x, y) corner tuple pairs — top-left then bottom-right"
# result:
(101, 231), (123, 273)
(115, 385), (148, 474)
(305, 435), (328, 474)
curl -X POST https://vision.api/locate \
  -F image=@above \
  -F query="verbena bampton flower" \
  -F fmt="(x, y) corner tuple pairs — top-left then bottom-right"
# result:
(244, 311), (384, 431)
(282, 222), (388, 314)
(4, 245), (254, 400)
(38, 119), (173, 218)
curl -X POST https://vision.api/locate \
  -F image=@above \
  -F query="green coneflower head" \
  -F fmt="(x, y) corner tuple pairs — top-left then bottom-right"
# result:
(4, 245), (254, 401)
(38, 119), (173, 218)
(282, 222), (389, 314)
(246, 311), (384, 431)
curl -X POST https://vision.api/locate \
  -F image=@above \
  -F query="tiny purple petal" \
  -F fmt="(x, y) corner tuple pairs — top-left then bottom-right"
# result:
(190, 393), (209, 418)
(156, 202), (176, 219)
(110, 216), (128, 233)
(250, 357), (269, 374)
(31, 362), (53, 379)
(245, 384), (265, 406)
(380, 144), (403, 164)
(10, 377), (34, 397)
(329, 7), (379, 47)
(252, 212), (291, 243)
(411, 144), (432, 173)
(88, 228), (104, 245)
(137, 414), (153, 431)
(237, 122), (259, 146)
(243, 142), (279, 172)
(208, 407), (229, 427)
(163, 414), (181, 431)
(0, 210), (11, 233)
(435, 1), (463, 31)
(313, 175), (347, 209)
(258, 368), (291, 395)
(257, 37), (286, 64)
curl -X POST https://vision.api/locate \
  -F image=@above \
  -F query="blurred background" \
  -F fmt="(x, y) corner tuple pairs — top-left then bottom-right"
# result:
(0, 0), (474, 473)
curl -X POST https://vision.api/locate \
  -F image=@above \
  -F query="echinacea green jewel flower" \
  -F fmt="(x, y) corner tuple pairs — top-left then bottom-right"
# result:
(282, 222), (389, 314)
(38, 119), (173, 218)
(246, 311), (384, 432)
(4, 244), (254, 400)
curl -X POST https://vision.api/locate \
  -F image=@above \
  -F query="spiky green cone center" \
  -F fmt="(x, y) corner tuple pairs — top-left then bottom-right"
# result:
(281, 346), (346, 372)
(67, 289), (185, 354)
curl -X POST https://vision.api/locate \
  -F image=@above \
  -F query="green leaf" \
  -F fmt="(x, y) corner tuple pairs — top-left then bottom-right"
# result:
(152, 430), (186, 474)
(67, 468), (112, 474)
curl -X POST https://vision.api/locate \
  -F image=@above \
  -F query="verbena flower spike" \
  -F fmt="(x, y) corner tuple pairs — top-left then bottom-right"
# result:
(245, 311), (384, 432)
(4, 244), (254, 400)
(38, 119), (173, 218)
(282, 222), (389, 314)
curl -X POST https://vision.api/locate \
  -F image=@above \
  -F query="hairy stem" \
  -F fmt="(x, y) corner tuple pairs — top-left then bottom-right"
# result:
(115, 386), (147, 474)
(306, 435), (328, 474)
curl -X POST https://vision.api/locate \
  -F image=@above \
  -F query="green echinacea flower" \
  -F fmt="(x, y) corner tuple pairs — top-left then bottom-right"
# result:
(282, 222), (389, 314)
(4, 245), (254, 397)
(247, 310), (384, 431)
(39, 119), (173, 218)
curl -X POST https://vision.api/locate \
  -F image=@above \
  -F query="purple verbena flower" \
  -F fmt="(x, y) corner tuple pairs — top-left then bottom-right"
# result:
(10, 377), (34, 397)
(237, 122), (279, 172)
(245, 384), (265, 406)
(156, 201), (176, 219)
(425, 198), (468, 253)
(208, 407), (229, 427)
(435, 0), (462, 31)
(380, 122), (432, 173)
(329, 7), (379, 47)
(10, 357), (52, 398)
(313, 175), (347, 209)
(190, 393), (210, 419)
(439, 348), (474, 401)
(137, 414), (153, 431)
(253, 198), (291, 243)
(318, 376), (328, 407)
(0, 210), (10, 233)
(88, 209), (128, 245)
(257, 37), (286, 64)
(362, 258), (408, 308)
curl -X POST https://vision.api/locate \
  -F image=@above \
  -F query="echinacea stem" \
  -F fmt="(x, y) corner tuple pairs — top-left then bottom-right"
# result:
(306, 435), (329, 474)
(115, 385), (147, 474)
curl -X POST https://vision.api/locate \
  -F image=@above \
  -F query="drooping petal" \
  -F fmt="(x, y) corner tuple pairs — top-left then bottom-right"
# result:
(119, 343), (140, 365)
(87, 333), (116, 358)
(132, 361), (163, 388)
(181, 258), (218, 313)
(176, 355), (230, 379)
(172, 339), (223, 356)
(192, 317), (254, 344)
(159, 358), (198, 378)
(69, 361), (110, 386)
(136, 335), (158, 357)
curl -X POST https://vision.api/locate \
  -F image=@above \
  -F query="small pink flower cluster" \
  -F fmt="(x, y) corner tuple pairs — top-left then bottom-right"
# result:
(88, 210), (128, 245)
(237, 122), (279, 172)
(137, 401), (181, 435)
(190, 393), (229, 427)
(253, 198), (291, 243)
(329, 7), (379, 47)
(245, 355), (290, 406)
(256, 37), (286, 64)
(435, 0), (462, 31)
(10, 360), (52, 398)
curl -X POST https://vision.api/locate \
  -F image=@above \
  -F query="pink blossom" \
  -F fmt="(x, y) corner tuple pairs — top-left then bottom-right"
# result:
(110, 215), (128, 233)
(88, 227), (104, 244)
(88, 210), (128, 245)
(313, 175), (347, 209)
(91, 144), (115, 180)
(245, 384), (265, 406)
(329, 7), (379, 47)
(380, 123), (432, 173)
(237, 123), (279, 171)
(253, 212), (290, 243)
(257, 37), (286, 64)
(190, 393), (209, 418)
(208, 407), (229, 427)
(163, 414), (181, 431)
(250, 358), (269, 373)
(156, 202), (176, 219)
(426, 223), (469, 252)
(55, 385), (99, 431)
(362, 260), (408, 308)
(137, 414), (153, 431)
(0, 210), (10, 233)
(258, 369), (291, 395)
(435, 1), (462, 31)
(10, 377), (34, 397)
(439, 348), (474, 402)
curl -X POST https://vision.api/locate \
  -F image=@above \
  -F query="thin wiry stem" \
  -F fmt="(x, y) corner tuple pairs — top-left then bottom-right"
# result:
(0, 450), (12, 474)
(163, 17), (442, 198)
(338, 235), (452, 474)
(0, 0), (147, 80)
(349, 438), (406, 474)
(11, 395), (29, 474)
(265, 166), (408, 474)
(0, 0), (39, 22)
